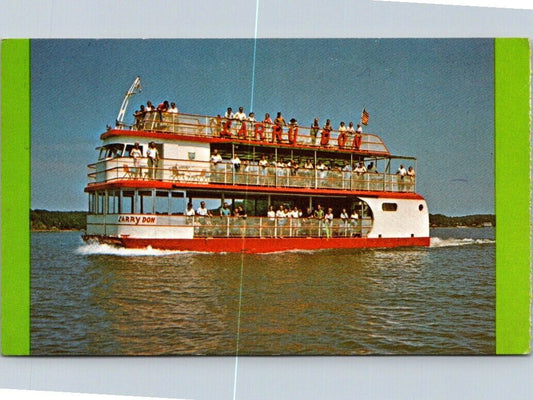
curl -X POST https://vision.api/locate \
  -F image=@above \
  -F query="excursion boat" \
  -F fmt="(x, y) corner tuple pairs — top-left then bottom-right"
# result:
(83, 78), (430, 253)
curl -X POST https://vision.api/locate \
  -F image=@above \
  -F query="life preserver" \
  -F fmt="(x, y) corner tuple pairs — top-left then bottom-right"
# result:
(320, 129), (330, 146)
(288, 126), (298, 144)
(221, 120), (232, 137)
(254, 122), (265, 140)
(272, 125), (283, 143)
(337, 132), (347, 148)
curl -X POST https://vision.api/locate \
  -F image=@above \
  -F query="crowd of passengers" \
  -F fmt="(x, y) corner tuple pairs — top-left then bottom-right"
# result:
(132, 102), (366, 148)
(210, 148), (416, 182)
(184, 201), (364, 238)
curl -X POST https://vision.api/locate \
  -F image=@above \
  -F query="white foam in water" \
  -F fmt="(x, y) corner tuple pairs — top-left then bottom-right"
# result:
(430, 237), (495, 248)
(75, 242), (198, 256)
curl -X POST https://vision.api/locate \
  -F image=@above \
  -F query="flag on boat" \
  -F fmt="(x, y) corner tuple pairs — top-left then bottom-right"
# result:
(361, 108), (369, 126)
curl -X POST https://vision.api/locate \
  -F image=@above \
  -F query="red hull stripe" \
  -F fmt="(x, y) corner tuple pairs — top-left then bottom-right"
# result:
(100, 129), (390, 156)
(86, 235), (430, 253)
(85, 179), (425, 200)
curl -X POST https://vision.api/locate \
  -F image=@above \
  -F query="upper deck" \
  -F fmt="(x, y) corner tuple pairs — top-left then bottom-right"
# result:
(108, 111), (391, 156)
(87, 111), (418, 196)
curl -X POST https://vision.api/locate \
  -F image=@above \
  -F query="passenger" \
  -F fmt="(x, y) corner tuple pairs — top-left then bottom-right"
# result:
(197, 201), (213, 236)
(157, 100), (169, 113)
(276, 205), (287, 238)
(273, 112), (287, 143)
(225, 107), (234, 119)
(247, 112), (256, 137)
(290, 159), (299, 176)
(234, 107), (246, 121)
(316, 160), (327, 186)
(407, 166), (416, 191)
(310, 118), (320, 145)
(347, 121), (356, 136)
(133, 105), (146, 130)
(267, 205), (276, 237)
(397, 164), (407, 192)
(350, 209), (360, 237)
(231, 154), (241, 172)
(146, 141), (159, 179)
(354, 161), (367, 173)
(324, 208), (334, 238)
(337, 122), (347, 148)
(168, 102), (179, 113)
(304, 159), (314, 169)
(367, 162), (377, 173)
(130, 142), (143, 178)
(210, 149), (223, 165)
(263, 113), (273, 141)
(145, 101), (155, 112)
(314, 204), (324, 219)
(353, 123), (363, 149)
(340, 208), (349, 236)
(342, 161), (352, 188)
(220, 202), (231, 217)
(290, 206), (301, 236)
(211, 114), (223, 136)
(186, 202), (195, 225)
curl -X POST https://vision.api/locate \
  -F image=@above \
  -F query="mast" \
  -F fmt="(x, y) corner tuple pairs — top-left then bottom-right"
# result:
(116, 76), (142, 127)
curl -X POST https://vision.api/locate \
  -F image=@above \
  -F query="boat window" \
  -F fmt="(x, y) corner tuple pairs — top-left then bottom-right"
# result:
(138, 190), (153, 214)
(124, 144), (144, 157)
(107, 190), (118, 214)
(419, 204), (424, 211)
(154, 191), (170, 214)
(121, 190), (135, 214)
(99, 143), (125, 159)
(170, 191), (185, 215)
(97, 191), (105, 214)
(382, 202), (398, 212)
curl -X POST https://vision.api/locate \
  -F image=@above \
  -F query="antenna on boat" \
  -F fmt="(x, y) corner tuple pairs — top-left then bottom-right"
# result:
(116, 76), (142, 128)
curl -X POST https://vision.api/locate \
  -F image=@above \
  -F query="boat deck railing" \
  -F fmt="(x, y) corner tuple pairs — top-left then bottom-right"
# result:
(186, 215), (372, 239)
(87, 158), (416, 193)
(116, 112), (390, 155)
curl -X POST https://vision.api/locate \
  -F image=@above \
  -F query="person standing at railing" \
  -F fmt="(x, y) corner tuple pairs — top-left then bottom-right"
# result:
(130, 142), (143, 178)
(407, 166), (416, 192)
(397, 164), (407, 192)
(168, 102), (178, 114)
(197, 201), (213, 236)
(350, 209), (360, 237)
(340, 208), (349, 237)
(310, 118), (320, 145)
(186, 203), (195, 226)
(352, 123), (363, 149)
(262, 113), (273, 141)
(337, 122), (348, 148)
(133, 105), (146, 130)
(273, 112), (287, 143)
(324, 208), (334, 239)
(267, 205), (276, 238)
(346, 121), (356, 139)
(320, 119), (333, 146)
(146, 141), (159, 179)
(354, 161), (367, 189)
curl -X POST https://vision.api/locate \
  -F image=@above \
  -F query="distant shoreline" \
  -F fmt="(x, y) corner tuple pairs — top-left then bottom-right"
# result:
(30, 209), (495, 231)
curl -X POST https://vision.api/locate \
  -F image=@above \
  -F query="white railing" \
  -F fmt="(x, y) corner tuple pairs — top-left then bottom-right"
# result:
(118, 111), (390, 155)
(87, 158), (417, 193)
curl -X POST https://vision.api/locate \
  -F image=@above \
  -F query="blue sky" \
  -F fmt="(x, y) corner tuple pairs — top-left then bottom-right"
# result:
(31, 39), (494, 216)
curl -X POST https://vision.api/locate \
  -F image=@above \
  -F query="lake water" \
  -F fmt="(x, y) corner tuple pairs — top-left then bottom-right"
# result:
(31, 227), (495, 355)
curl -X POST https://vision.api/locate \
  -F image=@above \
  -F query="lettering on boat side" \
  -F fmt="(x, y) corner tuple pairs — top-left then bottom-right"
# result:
(118, 216), (156, 224)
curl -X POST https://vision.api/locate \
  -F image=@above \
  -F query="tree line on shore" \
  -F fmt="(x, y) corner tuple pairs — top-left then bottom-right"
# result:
(30, 209), (495, 231)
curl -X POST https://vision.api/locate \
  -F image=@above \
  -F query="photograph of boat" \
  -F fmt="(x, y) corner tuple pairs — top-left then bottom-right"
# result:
(83, 77), (429, 253)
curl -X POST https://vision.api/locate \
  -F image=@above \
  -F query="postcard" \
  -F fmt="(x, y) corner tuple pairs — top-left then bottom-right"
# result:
(1, 38), (530, 356)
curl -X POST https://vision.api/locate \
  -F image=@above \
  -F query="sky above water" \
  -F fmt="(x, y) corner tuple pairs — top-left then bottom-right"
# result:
(31, 39), (494, 216)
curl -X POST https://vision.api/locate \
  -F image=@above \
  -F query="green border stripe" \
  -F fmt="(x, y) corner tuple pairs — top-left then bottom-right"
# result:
(495, 38), (531, 354)
(1, 39), (31, 355)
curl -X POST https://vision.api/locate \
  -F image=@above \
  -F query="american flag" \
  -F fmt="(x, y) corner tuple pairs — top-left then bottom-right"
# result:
(361, 108), (369, 126)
